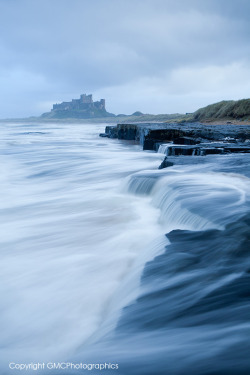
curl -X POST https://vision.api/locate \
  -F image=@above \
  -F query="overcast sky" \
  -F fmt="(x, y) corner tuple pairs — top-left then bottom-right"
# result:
(0, 0), (250, 118)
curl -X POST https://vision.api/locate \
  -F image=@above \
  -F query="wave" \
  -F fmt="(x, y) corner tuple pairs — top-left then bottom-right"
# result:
(74, 161), (250, 375)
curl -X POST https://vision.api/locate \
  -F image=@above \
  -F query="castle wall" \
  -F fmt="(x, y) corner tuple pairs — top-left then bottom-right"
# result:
(52, 94), (105, 112)
(80, 94), (93, 104)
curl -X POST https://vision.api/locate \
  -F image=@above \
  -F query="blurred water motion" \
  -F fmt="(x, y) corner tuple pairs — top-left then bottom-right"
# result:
(0, 122), (250, 374)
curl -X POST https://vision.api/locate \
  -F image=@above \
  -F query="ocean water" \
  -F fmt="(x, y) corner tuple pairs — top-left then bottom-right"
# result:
(0, 122), (250, 374)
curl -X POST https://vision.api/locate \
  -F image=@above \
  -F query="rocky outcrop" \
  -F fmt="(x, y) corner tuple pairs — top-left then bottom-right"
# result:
(158, 157), (174, 169)
(159, 143), (250, 157)
(103, 126), (118, 138)
(143, 128), (187, 150)
(173, 137), (200, 145)
(101, 122), (250, 151)
(117, 124), (138, 140)
(99, 122), (250, 170)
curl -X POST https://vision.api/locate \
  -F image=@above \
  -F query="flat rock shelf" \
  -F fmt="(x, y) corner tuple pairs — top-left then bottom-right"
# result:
(100, 122), (250, 156)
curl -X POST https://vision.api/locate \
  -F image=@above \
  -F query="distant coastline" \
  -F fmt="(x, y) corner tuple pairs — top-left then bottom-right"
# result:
(1, 97), (250, 125)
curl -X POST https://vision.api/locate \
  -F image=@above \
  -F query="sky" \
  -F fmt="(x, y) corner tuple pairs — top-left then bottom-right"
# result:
(0, 0), (250, 118)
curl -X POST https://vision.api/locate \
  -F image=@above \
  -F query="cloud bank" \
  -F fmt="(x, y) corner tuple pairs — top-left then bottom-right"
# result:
(0, 0), (250, 117)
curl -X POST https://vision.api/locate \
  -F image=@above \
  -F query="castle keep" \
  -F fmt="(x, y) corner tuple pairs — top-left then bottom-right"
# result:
(52, 94), (105, 112)
(41, 93), (113, 119)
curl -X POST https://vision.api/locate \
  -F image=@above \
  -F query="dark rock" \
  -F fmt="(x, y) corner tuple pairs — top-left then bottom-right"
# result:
(158, 157), (174, 169)
(166, 145), (199, 156)
(101, 122), (250, 153)
(117, 124), (137, 140)
(105, 126), (118, 138)
(165, 145), (225, 156)
(143, 129), (186, 150)
(99, 133), (109, 137)
(199, 147), (225, 155)
(224, 146), (250, 153)
(173, 137), (200, 145)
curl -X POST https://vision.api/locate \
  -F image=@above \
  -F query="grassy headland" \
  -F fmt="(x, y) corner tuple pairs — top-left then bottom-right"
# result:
(192, 99), (250, 122)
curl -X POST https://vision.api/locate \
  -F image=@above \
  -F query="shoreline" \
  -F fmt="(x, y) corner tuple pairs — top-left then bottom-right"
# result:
(1, 116), (250, 126)
(100, 122), (250, 162)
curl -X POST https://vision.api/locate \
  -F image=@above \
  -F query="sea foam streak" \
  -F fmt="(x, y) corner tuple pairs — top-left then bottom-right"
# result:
(0, 122), (163, 368)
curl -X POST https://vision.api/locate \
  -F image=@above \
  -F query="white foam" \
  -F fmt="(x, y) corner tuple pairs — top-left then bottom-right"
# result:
(0, 122), (163, 366)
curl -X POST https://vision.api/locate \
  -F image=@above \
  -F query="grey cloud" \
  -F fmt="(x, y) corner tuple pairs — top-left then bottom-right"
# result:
(0, 0), (250, 117)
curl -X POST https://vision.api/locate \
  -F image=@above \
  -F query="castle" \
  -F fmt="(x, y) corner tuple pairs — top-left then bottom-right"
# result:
(52, 94), (106, 112)
(41, 93), (114, 118)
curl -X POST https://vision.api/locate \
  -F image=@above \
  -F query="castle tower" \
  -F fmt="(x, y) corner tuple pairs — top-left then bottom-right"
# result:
(80, 94), (93, 104)
(100, 99), (105, 109)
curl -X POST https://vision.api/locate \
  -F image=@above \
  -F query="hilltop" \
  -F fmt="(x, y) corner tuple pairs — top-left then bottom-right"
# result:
(191, 99), (250, 122)
(41, 94), (115, 119)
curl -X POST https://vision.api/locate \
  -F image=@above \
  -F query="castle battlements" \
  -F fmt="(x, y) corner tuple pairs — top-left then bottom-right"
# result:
(52, 94), (105, 112)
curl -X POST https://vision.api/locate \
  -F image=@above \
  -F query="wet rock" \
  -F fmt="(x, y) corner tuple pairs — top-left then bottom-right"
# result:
(100, 122), (250, 152)
(224, 137), (237, 143)
(166, 145), (200, 156)
(158, 157), (174, 169)
(223, 146), (250, 153)
(117, 124), (138, 140)
(165, 145), (226, 156)
(143, 129), (186, 150)
(105, 126), (118, 138)
(155, 142), (172, 152)
(173, 137), (200, 145)
(199, 147), (225, 156)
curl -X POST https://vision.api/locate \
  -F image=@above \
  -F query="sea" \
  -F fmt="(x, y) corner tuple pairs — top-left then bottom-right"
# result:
(0, 122), (250, 375)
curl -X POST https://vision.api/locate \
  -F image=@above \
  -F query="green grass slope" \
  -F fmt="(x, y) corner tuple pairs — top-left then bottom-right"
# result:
(193, 99), (250, 121)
